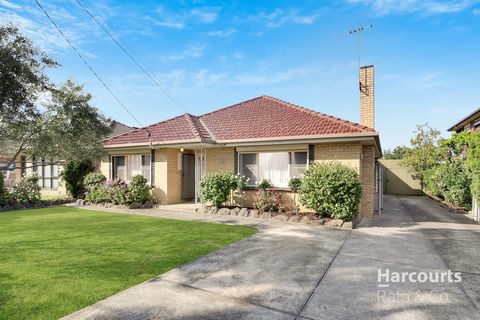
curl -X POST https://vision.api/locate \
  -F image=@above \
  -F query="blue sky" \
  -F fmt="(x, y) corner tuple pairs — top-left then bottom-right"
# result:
(1, 0), (480, 149)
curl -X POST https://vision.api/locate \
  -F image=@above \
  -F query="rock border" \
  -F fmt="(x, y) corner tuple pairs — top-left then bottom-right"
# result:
(74, 199), (154, 210)
(195, 205), (354, 229)
(0, 199), (74, 212)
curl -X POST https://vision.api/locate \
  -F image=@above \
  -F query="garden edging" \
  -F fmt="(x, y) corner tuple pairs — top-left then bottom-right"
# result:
(194, 205), (355, 229)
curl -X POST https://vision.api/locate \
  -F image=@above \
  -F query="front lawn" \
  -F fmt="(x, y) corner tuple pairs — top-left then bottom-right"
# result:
(0, 207), (256, 320)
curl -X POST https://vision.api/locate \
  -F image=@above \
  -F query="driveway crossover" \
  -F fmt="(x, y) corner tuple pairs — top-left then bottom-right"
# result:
(64, 196), (480, 320)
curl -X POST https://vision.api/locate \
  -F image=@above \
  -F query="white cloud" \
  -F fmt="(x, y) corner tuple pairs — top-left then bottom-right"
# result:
(165, 45), (206, 60)
(233, 52), (244, 59)
(190, 7), (219, 23)
(347, 0), (480, 15)
(0, 0), (21, 10)
(194, 69), (227, 86)
(249, 8), (322, 28)
(204, 29), (236, 37)
(234, 66), (316, 85)
(149, 5), (219, 29)
(0, 1), (109, 52)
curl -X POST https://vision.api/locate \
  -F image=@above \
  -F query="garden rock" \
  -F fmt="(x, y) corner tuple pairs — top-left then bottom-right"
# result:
(325, 219), (344, 228)
(239, 208), (249, 217)
(261, 212), (272, 219)
(249, 210), (259, 218)
(342, 221), (353, 229)
(288, 216), (301, 223)
(218, 208), (231, 215)
(310, 219), (325, 225)
(273, 214), (289, 222)
(231, 207), (241, 216)
(143, 201), (153, 209)
(300, 216), (311, 224)
(128, 202), (142, 209)
(209, 206), (218, 214)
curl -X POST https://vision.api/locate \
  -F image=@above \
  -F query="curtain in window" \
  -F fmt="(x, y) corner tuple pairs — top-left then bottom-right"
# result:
(141, 155), (151, 184)
(258, 152), (290, 187)
(126, 155), (142, 180)
(114, 156), (126, 180)
(240, 153), (257, 183)
(290, 152), (308, 177)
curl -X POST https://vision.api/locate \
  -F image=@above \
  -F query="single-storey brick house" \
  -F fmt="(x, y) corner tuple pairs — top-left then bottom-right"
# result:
(100, 65), (381, 217)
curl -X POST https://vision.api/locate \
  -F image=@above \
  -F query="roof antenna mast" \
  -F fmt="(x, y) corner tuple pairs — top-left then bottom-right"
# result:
(335, 24), (374, 69)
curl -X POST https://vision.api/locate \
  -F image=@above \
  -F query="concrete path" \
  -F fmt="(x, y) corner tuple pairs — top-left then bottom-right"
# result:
(63, 196), (480, 320)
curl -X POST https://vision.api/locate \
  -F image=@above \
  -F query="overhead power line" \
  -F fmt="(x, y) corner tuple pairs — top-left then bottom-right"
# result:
(74, 0), (187, 114)
(33, 0), (144, 128)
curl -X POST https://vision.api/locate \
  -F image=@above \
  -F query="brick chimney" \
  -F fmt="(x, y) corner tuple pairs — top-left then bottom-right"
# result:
(359, 65), (375, 129)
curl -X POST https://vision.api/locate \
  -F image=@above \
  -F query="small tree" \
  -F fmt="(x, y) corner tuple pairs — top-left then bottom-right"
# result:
(288, 176), (302, 214)
(60, 159), (95, 198)
(402, 124), (443, 189)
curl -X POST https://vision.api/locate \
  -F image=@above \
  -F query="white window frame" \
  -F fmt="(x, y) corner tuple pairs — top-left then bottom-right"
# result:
(238, 150), (309, 188)
(113, 154), (151, 185)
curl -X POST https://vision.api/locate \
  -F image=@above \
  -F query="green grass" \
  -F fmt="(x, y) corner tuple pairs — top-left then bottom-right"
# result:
(0, 207), (256, 320)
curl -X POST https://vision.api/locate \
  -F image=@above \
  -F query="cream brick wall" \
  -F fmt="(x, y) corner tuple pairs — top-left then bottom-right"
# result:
(360, 65), (375, 129)
(313, 142), (362, 172)
(206, 147), (235, 174)
(359, 144), (375, 217)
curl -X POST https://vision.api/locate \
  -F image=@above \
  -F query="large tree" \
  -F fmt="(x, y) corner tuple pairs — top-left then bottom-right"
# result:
(0, 25), (110, 167)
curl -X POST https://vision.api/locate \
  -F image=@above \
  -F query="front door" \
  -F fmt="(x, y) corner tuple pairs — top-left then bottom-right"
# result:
(182, 154), (195, 199)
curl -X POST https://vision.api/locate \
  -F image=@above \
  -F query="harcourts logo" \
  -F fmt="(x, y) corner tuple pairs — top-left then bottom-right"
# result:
(377, 268), (462, 288)
(377, 269), (461, 304)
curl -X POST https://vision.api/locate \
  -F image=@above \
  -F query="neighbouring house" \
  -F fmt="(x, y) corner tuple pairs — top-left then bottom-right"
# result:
(4, 120), (134, 196)
(448, 107), (480, 133)
(100, 65), (382, 218)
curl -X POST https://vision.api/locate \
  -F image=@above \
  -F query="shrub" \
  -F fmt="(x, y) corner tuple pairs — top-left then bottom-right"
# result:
(60, 159), (95, 198)
(200, 172), (237, 206)
(105, 179), (128, 205)
(258, 178), (272, 191)
(436, 161), (471, 208)
(127, 175), (151, 204)
(424, 167), (441, 197)
(85, 183), (110, 203)
(254, 189), (282, 212)
(11, 174), (41, 205)
(84, 172), (107, 193)
(299, 162), (362, 221)
(84, 172), (108, 203)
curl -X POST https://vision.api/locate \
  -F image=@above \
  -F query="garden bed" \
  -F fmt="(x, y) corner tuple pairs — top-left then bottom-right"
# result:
(0, 198), (73, 212)
(195, 205), (355, 229)
(425, 192), (470, 215)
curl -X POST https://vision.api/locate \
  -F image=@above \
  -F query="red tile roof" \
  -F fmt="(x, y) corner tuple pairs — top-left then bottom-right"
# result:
(104, 96), (375, 146)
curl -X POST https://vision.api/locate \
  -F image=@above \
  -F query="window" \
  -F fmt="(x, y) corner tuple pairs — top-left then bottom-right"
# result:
(113, 154), (151, 184)
(474, 119), (480, 131)
(239, 151), (308, 188)
(33, 158), (59, 189)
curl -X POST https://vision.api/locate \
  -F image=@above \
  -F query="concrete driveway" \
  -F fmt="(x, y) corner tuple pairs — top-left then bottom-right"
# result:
(64, 196), (480, 320)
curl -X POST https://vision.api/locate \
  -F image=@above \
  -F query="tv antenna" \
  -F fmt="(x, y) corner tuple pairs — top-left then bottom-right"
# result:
(335, 24), (374, 68)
